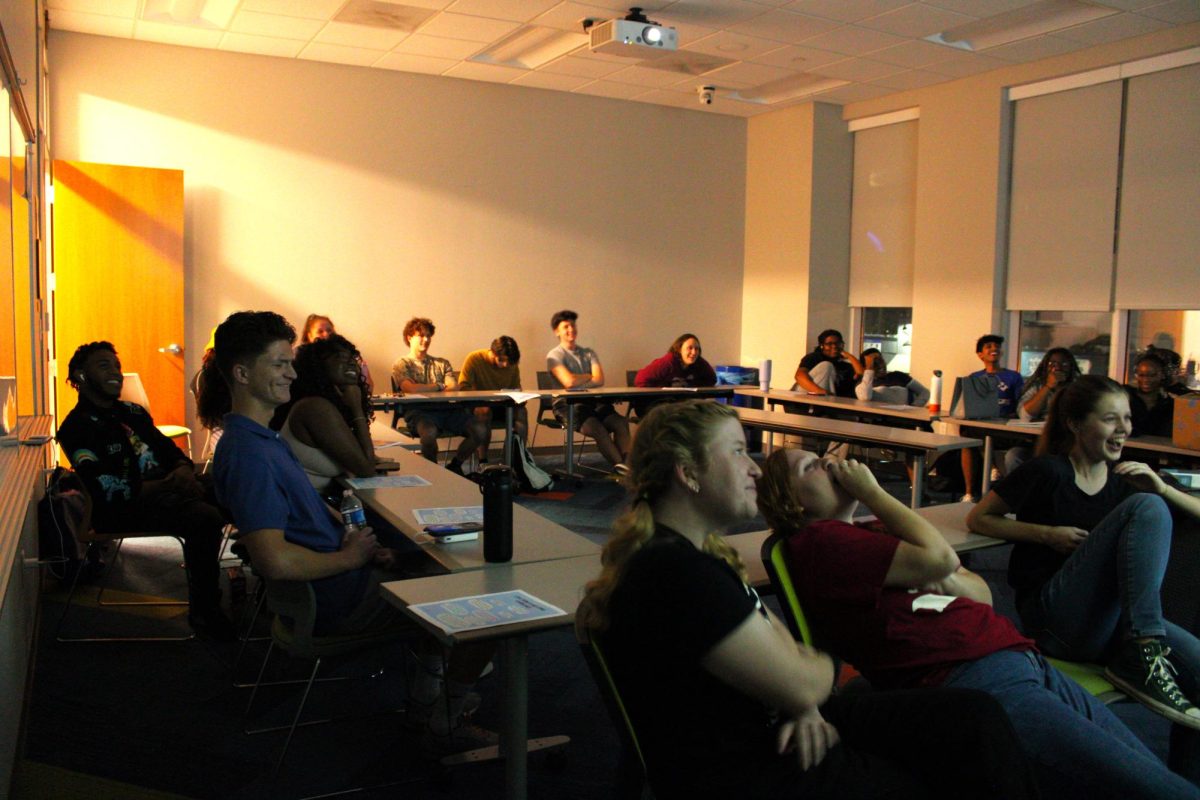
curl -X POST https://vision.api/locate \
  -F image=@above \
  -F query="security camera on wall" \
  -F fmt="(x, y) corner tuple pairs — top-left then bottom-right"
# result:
(697, 86), (715, 106)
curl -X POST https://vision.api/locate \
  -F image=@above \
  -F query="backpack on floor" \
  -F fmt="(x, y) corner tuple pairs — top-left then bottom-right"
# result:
(510, 438), (552, 493)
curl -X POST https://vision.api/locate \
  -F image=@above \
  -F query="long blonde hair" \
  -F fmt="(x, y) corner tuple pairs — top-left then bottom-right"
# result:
(577, 400), (748, 633)
(757, 448), (808, 535)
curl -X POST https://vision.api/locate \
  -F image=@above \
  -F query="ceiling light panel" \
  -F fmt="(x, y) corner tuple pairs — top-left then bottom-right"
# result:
(925, 0), (1121, 51)
(471, 26), (587, 69)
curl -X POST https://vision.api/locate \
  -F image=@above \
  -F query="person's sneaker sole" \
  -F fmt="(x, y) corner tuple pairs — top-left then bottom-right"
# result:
(1104, 668), (1200, 730)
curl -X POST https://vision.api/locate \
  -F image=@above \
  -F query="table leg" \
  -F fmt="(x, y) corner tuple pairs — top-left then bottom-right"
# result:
(504, 406), (514, 467)
(912, 454), (926, 509)
(501, 637), (529, 800)
(981, 435), (994, 495)
(564, 403), (576, 477)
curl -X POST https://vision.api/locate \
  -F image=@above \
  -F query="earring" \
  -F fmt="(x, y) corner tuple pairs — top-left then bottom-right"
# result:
(687, 480), (700, 494)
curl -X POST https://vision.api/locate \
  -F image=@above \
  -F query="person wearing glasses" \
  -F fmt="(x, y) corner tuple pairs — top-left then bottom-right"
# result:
(1124, 352), (1175, 437)
(793, 330), (864, 398)
(1006, 348), (1084, 474)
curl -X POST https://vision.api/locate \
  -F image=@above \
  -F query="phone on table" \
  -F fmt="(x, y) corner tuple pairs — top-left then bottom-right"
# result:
(423, 522), (483, 542)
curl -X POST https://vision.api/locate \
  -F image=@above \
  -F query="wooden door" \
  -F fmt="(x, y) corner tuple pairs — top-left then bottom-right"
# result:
(52, 160), (185, 429)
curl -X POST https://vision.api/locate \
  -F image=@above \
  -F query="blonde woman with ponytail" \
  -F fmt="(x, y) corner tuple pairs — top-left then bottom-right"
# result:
(578, 400), (1036, 800)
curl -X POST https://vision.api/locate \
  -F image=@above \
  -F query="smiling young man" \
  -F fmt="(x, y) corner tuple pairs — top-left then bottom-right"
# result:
(206, 311), (495, 755)
(458, 335), (528, 445)
(962, 334), (1026, 502)
(58, 341), (233, 640)
(793, 329), (864, 398)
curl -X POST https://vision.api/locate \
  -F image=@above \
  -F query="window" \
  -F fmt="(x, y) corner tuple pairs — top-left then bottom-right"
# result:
(861, 307), (913, 372)
(1126, 309), (1200, 387)
(1016, 311), (1111, 377)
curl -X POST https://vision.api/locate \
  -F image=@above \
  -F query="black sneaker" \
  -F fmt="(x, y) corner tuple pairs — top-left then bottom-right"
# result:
(1105, 639), (1200, 730)
(445, 460), (465, 476)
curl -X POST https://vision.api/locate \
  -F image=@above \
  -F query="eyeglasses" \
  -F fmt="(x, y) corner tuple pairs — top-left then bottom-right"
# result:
(821, 340), (844, 347)
(1046, 360), (1072, 368)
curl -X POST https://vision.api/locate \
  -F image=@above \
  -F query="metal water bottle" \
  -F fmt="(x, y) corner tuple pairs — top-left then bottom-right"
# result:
(480, 465), (513, 563)
(339, 489), (366, 533)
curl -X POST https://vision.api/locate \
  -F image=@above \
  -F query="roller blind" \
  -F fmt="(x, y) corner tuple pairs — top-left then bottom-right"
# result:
(1114, 64), (1200, 310)
(848, 120), (916, 307)
(1006, 81), (1122, 311)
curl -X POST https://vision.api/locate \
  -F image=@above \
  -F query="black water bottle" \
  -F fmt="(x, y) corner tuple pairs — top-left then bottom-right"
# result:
(480, 464), (513, 563)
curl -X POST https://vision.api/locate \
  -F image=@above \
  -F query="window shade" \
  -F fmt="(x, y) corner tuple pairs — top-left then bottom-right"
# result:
(848, 120), (916, 307)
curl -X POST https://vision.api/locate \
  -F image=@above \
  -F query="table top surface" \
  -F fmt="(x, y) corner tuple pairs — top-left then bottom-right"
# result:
(356, 448), (599, 573)
(381, 554), (600, 645)
(736, 388), (933, 423)
(370, 389), (522, 409)
(734, 406), (979, 455)
(942, 419), (1199, 460)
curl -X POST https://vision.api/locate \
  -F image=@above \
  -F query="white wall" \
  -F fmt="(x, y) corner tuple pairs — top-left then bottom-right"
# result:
(48, 32), (747, 437)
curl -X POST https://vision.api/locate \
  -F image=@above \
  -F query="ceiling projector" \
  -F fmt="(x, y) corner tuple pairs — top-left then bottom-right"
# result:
(589, 17), (677, 58)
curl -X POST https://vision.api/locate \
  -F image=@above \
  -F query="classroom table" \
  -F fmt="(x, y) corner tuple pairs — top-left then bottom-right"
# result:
(355, 447), (599, 574)
(735, 387), (933, 426)
(370, 390), (524, 466)
(733, 406), (980, 508)
(381, 554), (600, 800)
(727, 502), (1004, 589)
(550, 385), (734, 476)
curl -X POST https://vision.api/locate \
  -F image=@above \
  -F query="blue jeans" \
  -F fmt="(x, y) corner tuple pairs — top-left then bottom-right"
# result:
(1021, 493), (1200, 697)
(945, 650), (1199, 798)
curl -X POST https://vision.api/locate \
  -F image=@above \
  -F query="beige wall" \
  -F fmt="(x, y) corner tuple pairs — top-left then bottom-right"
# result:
(741, 101), (851, 388)
(839, 23), (1200, 388)
(48, 31), (747, 438)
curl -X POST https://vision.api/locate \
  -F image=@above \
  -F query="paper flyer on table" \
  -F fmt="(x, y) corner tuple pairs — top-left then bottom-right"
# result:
(345, 475), (432, 489)
(408, 590), (567, 634)
(412, 506), (483, 525)
(502, 391), (540, 405)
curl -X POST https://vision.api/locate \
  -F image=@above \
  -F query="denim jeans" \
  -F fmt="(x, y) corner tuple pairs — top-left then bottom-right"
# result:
(945, 650), (1199, 799)
(1021, 493), (1200, 697)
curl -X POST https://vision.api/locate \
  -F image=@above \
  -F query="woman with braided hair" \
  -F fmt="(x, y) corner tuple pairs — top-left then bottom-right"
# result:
(270, 333), (395, 494)
(576, 399), (1036, 800)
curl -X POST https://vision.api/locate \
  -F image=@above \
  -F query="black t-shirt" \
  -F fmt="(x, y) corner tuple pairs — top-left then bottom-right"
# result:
(1124, 386), (1174, 437)
(604, 527), (788, 798)
(797, 351), (858, 398)
(993, 455), (1135, 611)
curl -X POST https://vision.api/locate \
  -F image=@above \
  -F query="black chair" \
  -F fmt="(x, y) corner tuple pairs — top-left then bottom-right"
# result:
(531, 370), (593, 467)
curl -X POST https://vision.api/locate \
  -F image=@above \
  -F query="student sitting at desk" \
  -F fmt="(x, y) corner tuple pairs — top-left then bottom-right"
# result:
(968, 376), (1200, 732)
(269, 333), (396, 497)
(1006, 348), (1083, 474)
(855, 348), (929, 407)
(577, 400), (1037, 800)
(757, 447), (1198, 800)
(458, 334), (528, 447)
(632, 332), (716, 417)
(1125, 352), (1175, 438)
(201, 311), (495, 756)
(793, 329), (863, 398)
(546, 309), (631, 473)
(961, 334), (1024, 503)
(392, 316), (489, 474)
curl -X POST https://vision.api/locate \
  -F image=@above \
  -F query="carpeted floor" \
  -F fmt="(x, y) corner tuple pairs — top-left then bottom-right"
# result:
(19, 451), (1184, 799)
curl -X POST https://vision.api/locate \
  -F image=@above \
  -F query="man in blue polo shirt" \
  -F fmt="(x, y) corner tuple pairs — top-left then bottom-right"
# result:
(203, 311), (493, 756)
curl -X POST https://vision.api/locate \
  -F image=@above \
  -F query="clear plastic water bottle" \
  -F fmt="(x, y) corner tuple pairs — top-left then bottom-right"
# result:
(339, 489), (366, 533)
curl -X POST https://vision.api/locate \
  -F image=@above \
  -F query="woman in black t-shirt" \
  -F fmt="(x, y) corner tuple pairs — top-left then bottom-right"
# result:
(968, 375), (1200, 730)
(577, 400), (1036, 800)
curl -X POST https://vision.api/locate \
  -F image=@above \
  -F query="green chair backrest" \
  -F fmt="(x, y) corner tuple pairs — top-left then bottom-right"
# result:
(762, 532), (814, 647)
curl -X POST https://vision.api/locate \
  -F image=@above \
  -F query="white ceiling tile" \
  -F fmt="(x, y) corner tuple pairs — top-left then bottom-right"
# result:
(658, 0), (773, 27)
(1089, 0), (1164, 9)
(686, 30), (788, 59)
(240, 0), (347, 19)
(442, 60), (529, 81)
(800, 24), (906, 54)
(510, 70), (594, 90)
(604, 64), (692, 87)
(229, 10), (325, 40)
(393, 32), (483, 58)
(980, 34), (1088, 62)
(639, 49), (739, 75)
(528, 2), (617, 33)
(134, 20), (225, 47)
(920, 0), (1030, 16)
(445, 0), (562, 22)
(702, 60), (797, 88)
(858, 3), (975, 38)
(1055, 11), (1168, 44)
(632, 87), (706, 110)
(921, 49), (1008, 76)
(577, 0), (673, 11)
(417, 11), (521, 42)
(392, 0), (460, 9)
(315, 21), (410, 49)
(47, 0), (138, 15)
(728, 9), (841, 42)
(782, 0), (910, 24)
(810, 80), (894, 102)
(1136, 1), (1200, 24)
(573, 79), (648, 99)
(47, 8), (136, 36)
(219, 32), (306, 57)
(539, 54), (630, 78)
(748, 42), (844, 68)
(870, 67), (948, 89)
(648, 13), (720, 46)
(374, 51), (458, 73)
(810, 55), (903, 80)
(298, 41), (388, 65)
(869, 38), (955, 66)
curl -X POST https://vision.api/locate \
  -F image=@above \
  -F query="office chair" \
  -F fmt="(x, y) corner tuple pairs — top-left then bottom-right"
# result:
(120, 372), (193, 457)
(532, 370), (595, 470)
